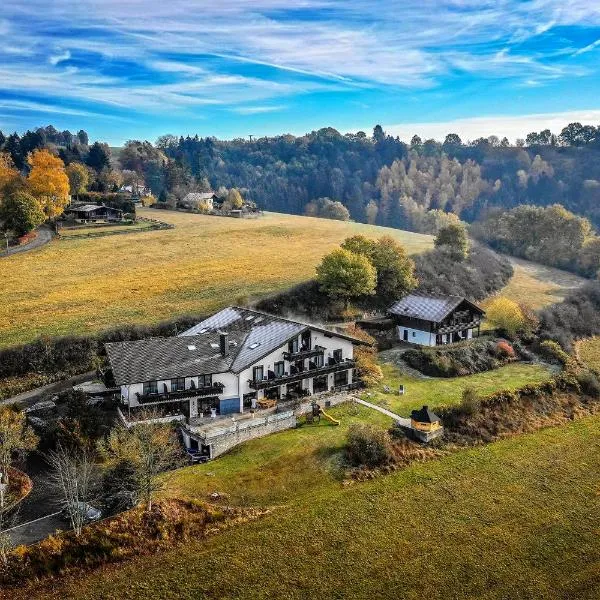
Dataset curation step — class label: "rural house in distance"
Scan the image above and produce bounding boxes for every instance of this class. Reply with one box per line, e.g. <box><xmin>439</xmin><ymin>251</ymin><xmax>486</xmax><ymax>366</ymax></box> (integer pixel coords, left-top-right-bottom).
<box><xmin>105</xmin><ymin>307</ymin><xmax>364</xmax><ymax>427</ymax></box>
<box><xmin>388</xmin><ymin>293</ymin><xmax>485</xmax><ymax>346</ymax></box>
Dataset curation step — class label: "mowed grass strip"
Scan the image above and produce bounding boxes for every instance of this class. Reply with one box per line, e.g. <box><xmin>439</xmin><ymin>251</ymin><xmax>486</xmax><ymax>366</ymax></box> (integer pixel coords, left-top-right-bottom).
<box><xmin>0</xmin><ymin>210</ymin><xmax>432</xmax><ymax>347</ymax></box>
<box><xmin>19</xmin><ymin>407</ymin><xmax>600</xmax><ymax>600</ymax></box>
<box><xmin>366</xmin><ymin>361</ymin><xmax>554</xmax><ymax>415</ymax></box>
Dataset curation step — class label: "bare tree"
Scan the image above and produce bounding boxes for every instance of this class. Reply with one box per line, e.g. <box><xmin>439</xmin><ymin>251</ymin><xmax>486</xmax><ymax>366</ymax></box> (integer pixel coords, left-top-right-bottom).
<box><xmin>100</xmin><ymin>412</ymin><xmax>182</xmax><ymax>511</ymax></box>
<box><xmin>47</xmin><ymin>445</ymin><xmax>99</xmax><ymax>536</ymax></box>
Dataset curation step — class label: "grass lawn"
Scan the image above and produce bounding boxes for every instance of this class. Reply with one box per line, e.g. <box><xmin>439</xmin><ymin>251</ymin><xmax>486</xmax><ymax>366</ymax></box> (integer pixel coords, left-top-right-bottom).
<box><xmin>0</xmin><ymin>210</ymin><xmax>432</xmax><ymax>348</ymax></box>
<box><xmin>365</xmin><ymin>360</ymin><xmax>554</xmax><ymax>415</ymax></box>
<box><xmin>21</xmin><ymin>404</ymin><xmax>600</xmax><ymax>600</ymax></box>
<box><xmin>578</xmin><ymin>337</ymin><xmax>600</xmax><ymax>370</ymax></box>
<box><xmin>492</xmin><ymin>255</ymin><xmax>586</xmax><ymax>309</ymax></box>
<box><xmin>58</xmin><ymin>221</ymin><xmax>156</xmax><ymax>238</ymax></box>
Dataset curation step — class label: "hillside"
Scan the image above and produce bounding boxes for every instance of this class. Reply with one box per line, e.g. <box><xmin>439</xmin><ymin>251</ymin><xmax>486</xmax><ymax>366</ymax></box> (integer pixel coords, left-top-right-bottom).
<box><xmin>14</xmin><ymin>401</ymin><xmax>599</xmax><ymax>600</ymax></box>
<box><xmin>0</xmin><ymin>210</ymin><xmax>432</xmax><ymax>347</ymax></box>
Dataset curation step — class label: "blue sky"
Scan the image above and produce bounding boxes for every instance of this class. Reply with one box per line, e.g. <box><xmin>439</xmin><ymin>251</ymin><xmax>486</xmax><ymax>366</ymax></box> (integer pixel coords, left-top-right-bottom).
<box><xmin>2</xmin><ymin>1</ymin><xmax>600</xmax><ymax>145</ymax></box>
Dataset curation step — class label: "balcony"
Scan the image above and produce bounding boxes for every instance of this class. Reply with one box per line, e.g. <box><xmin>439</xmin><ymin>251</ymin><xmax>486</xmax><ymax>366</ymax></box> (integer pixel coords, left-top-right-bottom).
<box><xmin>248</xmin><ymin>359</ymin><xmax>355</xmax><ymax>390</ymax></box>
<box><xmin>283</xmin><ymin>345</ymin><xmax>325</xmax><ymax>362</ymax></box>
<box><xmin>136</xmin><ymin>382</ymin><xmax>225</xmax><ymax>404</ymax></box>
<box><xmin>435</xmin><ymin>319</ymin><xmax>481</xmax><ymax>335</ymax></box>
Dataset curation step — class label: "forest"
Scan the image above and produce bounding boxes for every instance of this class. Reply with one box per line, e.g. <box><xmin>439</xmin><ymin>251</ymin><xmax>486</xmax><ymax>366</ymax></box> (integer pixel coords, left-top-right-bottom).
<box><xmin>2</xmin><ymin>122</ymin><xmax>600</xmax><ymax>234</ymax></box>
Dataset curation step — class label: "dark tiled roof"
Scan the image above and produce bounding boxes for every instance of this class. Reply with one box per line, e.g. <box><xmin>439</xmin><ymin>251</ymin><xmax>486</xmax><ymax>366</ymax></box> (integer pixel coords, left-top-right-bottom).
<box><xmin>105</xmin><ymin>333</ymin><xmax>245</xmax><ymax>386</ymax></box>
<box><xmin>69</xmin><ymin>204</ymin><xmax>122</xmax><ymax>213</ymax></box>
<box><xmin>411</xmin><ymin>405</ymin><xmax>441</xmax><ymax>424</ymax></box>
<box><xmin>181</xmin><ymin>306</ymin><xmax>367</xmax><ymax>373</ymax></box>
<box><xmin>107</xmin><ymin>306</ymin><xmax>368</xmax><ymax>385</ymax></box>
<box><xmin>388</xmin><ymin>293</ymin><xmax>482</xmax><ymax>322</ymax></box>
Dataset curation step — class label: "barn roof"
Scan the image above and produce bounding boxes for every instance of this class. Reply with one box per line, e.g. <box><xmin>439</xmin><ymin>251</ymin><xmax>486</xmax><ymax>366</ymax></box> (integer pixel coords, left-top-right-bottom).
<box><xmin>388</xmin><ymin>293</ymin><xmax>483</xmax><ymax>323</ymax></box>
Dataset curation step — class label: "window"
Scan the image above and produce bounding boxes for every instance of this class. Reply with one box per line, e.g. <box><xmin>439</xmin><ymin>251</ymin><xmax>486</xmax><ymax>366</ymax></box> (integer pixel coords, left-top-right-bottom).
<box><xmin>315</xmin><ymin>353</ymin><xmax>324</xmax><ymax>368</ymax></box>
<box><xmin>334</xmin><ymin>370</ymin><xmax>348</xmax><ymax>387</ymax></box>
<box><xmin>171</xmin><ymin>377</ymin><xmax>185</xmax><ymax>392</ymax></box>
<box><xmin>288</xmin><ymin>338</ymin><xmax>299</xmax><ymax>353</ymax></box>
<box><xmin>274</xmin><ymin>361</ymin><xmax>285</xmax><ymax>377</ymax></box>
<box><xmin>143</xmin><ymin>381</ymin><xmax>158</xmax><ymax>395</ymax></box>
<box><xmin>198</xmin><ymin>374</ymin><xmax>212</xmax><ymax>388</ymax></box>
<box><xmin>333</xmin><ymin>349</ymin><xmax>343</xmax><ymax>362</ymax></box>
<box><xmin>412</xmin><ymin>332</ymin><xmax>416</xmax><ymax>337</ymax></box>
<box><xmin>253</xmin><ymin>366</ymin><xmax>264</xmax><ymax>382</ymax></box>
<box><xmin>249</xmin><ymin>342</ymin><xmax>261</xmax><ymax>350</ymax></box>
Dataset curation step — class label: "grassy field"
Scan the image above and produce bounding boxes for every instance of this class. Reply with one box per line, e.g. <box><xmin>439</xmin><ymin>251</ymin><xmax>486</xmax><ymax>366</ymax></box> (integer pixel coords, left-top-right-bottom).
<box><xmin>0</xmin><ymin>210</ymin><xmax>432</xmax><ymax>348</ymax></box>
<box><xmin>58</xmin><ymin>221</ymin><xmax>156</xmax><ymax>238</ymax></box>
<box><xmin>19</xmin><ymin>402</ymin><xmax>600</xmax><ymax>599</ymax></box>
<box><xmin>493</xmin><ymin>255</ymin><xmax>586</xmax><ymax>309</ymax></box>
<box><xmin>363</xmin><ymin>359</ymin><xmax>553</xmax><ymax>415</ymax></box>
<box><xmin>578</xmin><ymin>337</ymin><xmax>600</xmax><ymax>370</ymax></box>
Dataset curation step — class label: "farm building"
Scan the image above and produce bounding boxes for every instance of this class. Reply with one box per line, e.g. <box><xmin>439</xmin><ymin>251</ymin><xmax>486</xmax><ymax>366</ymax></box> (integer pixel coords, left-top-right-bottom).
<box><xmin>179</xmin><ymin>192</ymin><xmax>219</xmax><ymax>211</ymax></box>
<box><xmin>105</xmin><ymin>307</ymin><xmax>366</xmax><ymax>428</ymax></box>
<box><xmin>388</xmin><ymin>293</ymin><xmax>484</xmax><ymax>346</ymax></box>
<box><xmin>65</xmin><ymin>203</ymin><xmax>124</xmax><ymax>223</ymax></box>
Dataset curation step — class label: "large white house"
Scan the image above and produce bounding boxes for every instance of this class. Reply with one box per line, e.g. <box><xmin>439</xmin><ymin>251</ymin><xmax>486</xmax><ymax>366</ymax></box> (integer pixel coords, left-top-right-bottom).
<box><xmin>388</xmin><ymin>293</ymin><xmax>485</xmax><ymax>347</ymax></box>
<box><xmin>105</xmin><ymin>307</ymin><xmax>364</xmax><ymax>424</ymax></box>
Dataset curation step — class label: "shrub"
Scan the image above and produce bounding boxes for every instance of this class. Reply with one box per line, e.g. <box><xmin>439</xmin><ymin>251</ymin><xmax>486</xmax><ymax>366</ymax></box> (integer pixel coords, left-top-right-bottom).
<box><xmin>539</xmin><ymin>340</ymin><xmax>571</xmax><ymax>366</ymax></box>
<box><xmin>345</xmin><ymin>424</ymin><xmax>392</xmax><ymax>468</ymax></box>
<box><xmin>460</xmin><ymin>387</ymin><xmax>480</xmax><ymax>416</ymax></box>
<box><xmin>485</xmin><ymin>297</ymin><xmax>526</xmax><ymax>338</ymax></box>
<box><xmin>576</xmin><ymin>371</ymin><xmax>600</xmax><ymax>398</ymax></box>
<box><xmin>496</xmin><ymin>341</ymin><xmax>515</xmax><ymax>358</ymax></box>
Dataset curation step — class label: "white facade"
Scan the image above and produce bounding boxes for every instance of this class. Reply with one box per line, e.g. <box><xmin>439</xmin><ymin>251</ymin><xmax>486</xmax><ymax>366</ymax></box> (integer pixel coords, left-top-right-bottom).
<box><xmin>397</xmin><ymin>325</ymin><xmax>475</xmax><ymax>347</ymax></box>
<box><xmin>118</xmin><ymin>325</ymin><xmax>357</xmax><ymax>421</ymax></box>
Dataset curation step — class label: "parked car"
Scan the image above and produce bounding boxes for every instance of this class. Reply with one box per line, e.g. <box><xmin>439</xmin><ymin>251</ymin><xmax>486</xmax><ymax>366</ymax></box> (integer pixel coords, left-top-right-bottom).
<box><xmin>62</xmin><ymin>502</ymin><xmax>102</xmax><ymax>523</ymax></box>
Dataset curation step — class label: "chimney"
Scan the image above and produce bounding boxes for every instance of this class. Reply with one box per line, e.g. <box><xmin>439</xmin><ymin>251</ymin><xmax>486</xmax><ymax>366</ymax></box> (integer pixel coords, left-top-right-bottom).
<box><xmin>219</xmin><ymin>331</ymin><xmax>229</xmax><ymax>357</ymax></box>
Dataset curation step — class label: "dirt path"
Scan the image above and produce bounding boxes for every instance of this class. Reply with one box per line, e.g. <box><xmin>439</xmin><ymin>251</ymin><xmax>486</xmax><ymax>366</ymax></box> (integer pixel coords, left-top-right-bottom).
<box><xmin>2</xmin><ymin>225</ymin><xmax>54</xmax><ymax>257</ymax></box>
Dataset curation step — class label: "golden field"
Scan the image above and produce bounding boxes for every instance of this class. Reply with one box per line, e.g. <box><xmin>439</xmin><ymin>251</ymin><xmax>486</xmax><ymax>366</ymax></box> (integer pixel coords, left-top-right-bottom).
<box><xmin>0</xmin><ymin>209</ymin><xmax>433</xmax><ymax>347</ymax></box>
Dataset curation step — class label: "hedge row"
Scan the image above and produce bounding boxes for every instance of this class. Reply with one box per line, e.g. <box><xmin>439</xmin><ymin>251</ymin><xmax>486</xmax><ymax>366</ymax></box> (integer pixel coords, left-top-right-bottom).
<box><xmin>0</xmin><ymin>314</ymin><xmax>206</xmax><ymax>380</ymax></box>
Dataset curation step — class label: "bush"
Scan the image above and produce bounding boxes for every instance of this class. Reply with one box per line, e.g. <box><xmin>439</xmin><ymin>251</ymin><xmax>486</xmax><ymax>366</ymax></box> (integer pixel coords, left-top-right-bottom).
<box><xmin>539</xmin><ymin>340</ymin><xmax>571</xmax><ymax>365</ymax></box>
<box><xmin>576</xmin><ymin>371</ymin><xmax>600</xmax><ymax>398</ymax></box>
<box><xmin>345</xmin><ymin>424</ymin><xmax>392</xmax><ymax>468</ymax></box>
<box><xmin>459</xmin><ymin>387</ymin><xmax>480</xmax><ymax>417</ymax></box>
<box><xmin>403</xmin><ymin>338</ymin><xmax>511</xmax><ymax>377</ymax></box>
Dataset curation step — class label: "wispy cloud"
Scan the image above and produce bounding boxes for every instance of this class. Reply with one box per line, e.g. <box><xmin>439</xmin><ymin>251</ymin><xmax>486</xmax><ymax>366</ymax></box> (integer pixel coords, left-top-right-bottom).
<box><xmin>384</xmin><ymin>110</ymin><xmax>600</xmax><ymax>143</ymax></box>
<box><xmin>230</xmin><ymin>105</ymin><xmax>286</xmax><ymax>115</ymax></box>
<box><xmin>49</xmin><ymin>49</ymin><xmax>71</xmax><ymax>66</ymax></box>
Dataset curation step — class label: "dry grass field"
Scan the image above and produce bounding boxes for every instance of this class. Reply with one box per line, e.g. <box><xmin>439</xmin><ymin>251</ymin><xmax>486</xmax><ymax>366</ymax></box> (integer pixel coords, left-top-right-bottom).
<box><xmin>578</xmin><ymin>337</ymin><xmax>600</xmax><ymax>370</ymax></box>
<box><xmin>494</xmin><ymin>255</ymin><xmax>586</xmax><ymax>309</ymax></box>
<box><xmin>0</xmin><ymin>209</ymin><xmax>433</xmax><ymax>348</ymax></box>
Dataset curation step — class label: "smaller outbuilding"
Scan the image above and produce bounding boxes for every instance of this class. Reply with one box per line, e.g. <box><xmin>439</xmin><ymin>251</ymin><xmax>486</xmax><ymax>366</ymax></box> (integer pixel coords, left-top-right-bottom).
<box><xmin>180</xmin><ymin>192</ymin><xmax>219</xmax><ymax>211</ymax></box>
<box><xmin>388</xmin><ymin>293</ymin><xmax>485</xmax><ymax>346</ymax></box>
<box><xmin>65</xmin><ymin>203</ymin><xmax>124</xmax><ymax>223</ymax></box>
<box><xmin>410</xmin><ymin>405</ymin><xmax>444</xmax><ymax>442</ymax></box>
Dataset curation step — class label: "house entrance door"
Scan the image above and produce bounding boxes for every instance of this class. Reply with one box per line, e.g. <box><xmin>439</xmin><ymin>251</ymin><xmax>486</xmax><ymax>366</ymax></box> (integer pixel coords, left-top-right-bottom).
<box><xmin>403</xmin><ymin>329</ymin><xmax>409</xmax><ymax>341</ymax></box>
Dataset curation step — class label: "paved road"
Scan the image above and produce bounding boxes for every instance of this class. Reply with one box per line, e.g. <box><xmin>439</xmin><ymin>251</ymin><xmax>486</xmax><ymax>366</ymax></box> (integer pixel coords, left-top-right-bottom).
<box><xmin>0</xmin><ymin>370</ymin><xmax>96</xmax><ymax>409</ymax></box>
<box><xmin>353</xmin><ymin>397</ymin><xmax>411</xmax><ymax>427</ymax></box>
<box><xmin>2</xmin><ymin>225</ymin><xmax>54</xmax><ymax>257</ymax></box>
<box><xmin>4</xmin><ymin>512</ymin><xmax>65</xmax><ymax>546</ymax></box>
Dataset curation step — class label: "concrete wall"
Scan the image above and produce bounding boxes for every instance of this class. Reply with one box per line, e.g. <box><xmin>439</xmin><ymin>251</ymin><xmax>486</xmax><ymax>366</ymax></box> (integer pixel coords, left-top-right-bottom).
<box><xmin>181</xmin><ymin>410</ymin><xmax>297</xmax><ymax>458</ymax></box>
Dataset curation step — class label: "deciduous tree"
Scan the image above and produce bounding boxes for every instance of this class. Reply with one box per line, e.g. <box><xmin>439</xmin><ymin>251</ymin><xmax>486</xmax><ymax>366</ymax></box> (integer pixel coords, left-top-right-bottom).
<box><xmin>26</xmin><ymin>149</ymin><xmax>70</xmax><ymax>218</ymax></box>
<box><xmin>0</xmin><ymin>405</ymin><xmax>38</xmax><ymax>487</ymax></box>
<box><xmin>66</xmin><ymin>162</ymin><xmax>89</xmax><ymax>201</ymax></box>
<box><xmin>316</xmin><ymin>248</ymin><xmax>376</xmax><ymax>304</ymax></box>
<box><xmin>485</xmin><ymin>297</ymin><xmax>526</xmax><ymax>338</ymax></box>
<box><xmin>0</xmin><ymin>190</ymin><xmax>45</xmax><ymax>236</ymax></box>
<box><xmin>434</xmin><ymin>222</ymin><xmax>470</xmax><ymax>260</ymax></box>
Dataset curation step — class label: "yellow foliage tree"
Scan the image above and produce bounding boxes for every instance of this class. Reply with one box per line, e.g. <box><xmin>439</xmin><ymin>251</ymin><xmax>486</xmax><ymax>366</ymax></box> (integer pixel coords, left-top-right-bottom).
<box><xmin>0</xmin><ymin>153</ymin><xmax>19</xmax><ymax>194</ymax></box>
<box><xmin>27</xmin><ymin>149</ymin><xmax>70</xmax><ymax>218</ymax></box>
<box><xmin>485</xmin><ymin>297</ymin><xmax>526</xmax><ymax>337</ymax></box>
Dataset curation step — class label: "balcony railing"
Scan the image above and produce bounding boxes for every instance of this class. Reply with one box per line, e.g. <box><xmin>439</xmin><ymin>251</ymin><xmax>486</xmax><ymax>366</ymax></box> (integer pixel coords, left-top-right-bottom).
<box><xmin>136</xmin><ymin>382</ymin><xmax>225</xmax><ymax>404</ymax></box>
<box><xmin>435</xmin><ymin>319</ymin><xmax>481</xmax><ymax>335</ymax></box>
<box><xmin>283</xmin><ymin>345</ymin><xmax>325</xmax><ymax>362</ymax></box>
<box><xmin>248</xmin><ymin>359</ymin><xmax>355</xmax><ymax>390</ymax></box>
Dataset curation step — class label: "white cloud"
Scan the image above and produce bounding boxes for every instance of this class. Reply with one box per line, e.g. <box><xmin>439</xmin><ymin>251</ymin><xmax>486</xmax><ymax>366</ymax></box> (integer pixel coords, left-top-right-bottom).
<box><xmin>49</xmin><ymin>49</ymin><xmax>71</xmax><ymax>65</ymax></box>
<box><xmin>230</xmin><ymin>105</ymin><xmax>286</xmax><ymax>114</ymax></box>
<box><xmin>383</xmin><ymin>110</ymin><xmax>600</xmax><ymax>143</ymax></box>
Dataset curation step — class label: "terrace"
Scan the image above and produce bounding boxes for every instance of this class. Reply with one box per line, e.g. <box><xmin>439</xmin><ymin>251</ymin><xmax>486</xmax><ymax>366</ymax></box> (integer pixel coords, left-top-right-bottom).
<box><xmin>283</xmin><ymin>345</ymin><xmax>325</xmax><ymax>362</ymax></box>
<box><xmin>135</xmin><ymin>382</ymin><xmax>225</xmax><ymax>404</ymax></box>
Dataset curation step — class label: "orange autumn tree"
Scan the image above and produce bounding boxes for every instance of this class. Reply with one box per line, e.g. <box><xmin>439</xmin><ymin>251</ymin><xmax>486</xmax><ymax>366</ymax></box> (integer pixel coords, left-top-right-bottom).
<box><xmin>27</xmin><ymin>149</ymin><xmax>70</xmax><ymax>219</ymax></box>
